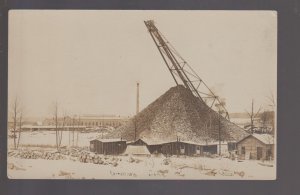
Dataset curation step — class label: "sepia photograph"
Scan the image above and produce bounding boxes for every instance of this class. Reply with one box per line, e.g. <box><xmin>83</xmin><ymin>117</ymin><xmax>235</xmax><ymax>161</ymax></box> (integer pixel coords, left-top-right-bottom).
<box><xmin>7</xmin><ymin>10</ymin><xmax>277</xmax><ymax>180</ymax></box>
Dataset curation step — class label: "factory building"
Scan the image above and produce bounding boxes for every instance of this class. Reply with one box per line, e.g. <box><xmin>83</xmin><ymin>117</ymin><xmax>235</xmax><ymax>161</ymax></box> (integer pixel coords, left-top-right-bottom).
<box><xmin>43</xmin><ymin>115</ymin><xmax>130</xmax><ymax>128</ymax></box>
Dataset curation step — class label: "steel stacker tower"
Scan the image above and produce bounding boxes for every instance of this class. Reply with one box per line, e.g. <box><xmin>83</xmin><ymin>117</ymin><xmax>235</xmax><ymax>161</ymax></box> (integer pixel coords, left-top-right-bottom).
<box><xmin>144</xmin><ymin>20</ymin><xmax>230</xmax><ymax>120</ymax></box>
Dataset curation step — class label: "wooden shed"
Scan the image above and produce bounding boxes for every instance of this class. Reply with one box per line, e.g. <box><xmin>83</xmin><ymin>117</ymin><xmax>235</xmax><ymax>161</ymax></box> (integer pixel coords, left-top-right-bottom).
<box><xmin>90</xmin><ymin>138</ymin><xmax>127</xmax><ymax>155</ymax></box>
<box><xmin>237</xmin><ymin>134</ymin><xmax>274</xmax><ymax>160</ymax></box>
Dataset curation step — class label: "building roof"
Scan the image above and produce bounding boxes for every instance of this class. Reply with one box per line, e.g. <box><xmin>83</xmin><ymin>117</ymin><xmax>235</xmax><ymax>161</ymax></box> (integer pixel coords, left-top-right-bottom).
<box><xmin>135</xmin><ymin>138</ymin><xmax>223</xmax><ymax>146</ymax></box>
<box><xmin>252</xmin><ymin>134</ymin><xmax>274</xmax><ymax>145</ymax></box>
<box><xmin>238</xmin><ymin>133</ymin><xmax>274</xmax><ymax>145</ymax></box>
<box><xmin>123</xmin><ymin>145</ymin><xmax>151</xmax><ymax>155</ymax></box>
<box><xmin>140</xmin><ymin>138</ymin><xmax>175</xmax><ymax>145</ymax></box>
<box><xmin>92</xmin><ymin>138</ymin><xmax>126</xmax><ymax>143</ymax></box>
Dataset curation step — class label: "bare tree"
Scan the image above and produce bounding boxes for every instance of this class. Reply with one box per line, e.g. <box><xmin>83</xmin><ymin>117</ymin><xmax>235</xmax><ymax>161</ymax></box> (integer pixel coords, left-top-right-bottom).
<box><xmin>52</xmin><ymin>102</ymin><xmax>69</xmax><ymax>151</ymax></box>
<box><xmin>266</xmin><ymin>91</ymin><xmax>276</xmax><ymax>134</ymax></box>
<box><xmin>58</xmin><ymin>113</ymin><xmax>67</xmax><ymax>147</ymax></box>
<box><xmin>245</xmin><ymin>99</ymin><xmax>261</xmax><ymax>134</ymax></box>
<box><xmin>260</xmin><ymin>110</ymin><xmax>268</xmax><ymax>132</ymax></box>
<box><xmin>16</xmin><ymin>111</ymin><xmax>23</xmax><ymax>149</ymax></box>
<box><xmin>71</xmin><ymin>116</ymin><xmax>76</xmax><ymax>147</ymax></box>
<box><xmin>53</xmin><ymin>102</ymin><xmax>62</xmax><ymax>151</ymax></box>
<box><xmin>76</xmin><ymin>116</ymin><xmax>80</xmax><ymax>147</ymax></box>
<box><xmin>12</xmin><ymin>98</ymin><xmax>18</xmax><ymax>149</ymax></box>
<box><xmin>267</xmin><ymin>91</ymin><xmax>276</xmax><ymax>109</ymax></box>
<box><xmin>11</xmin><ymin>97</ymin><xmax>24</xmax><ymax>149</ymax></box>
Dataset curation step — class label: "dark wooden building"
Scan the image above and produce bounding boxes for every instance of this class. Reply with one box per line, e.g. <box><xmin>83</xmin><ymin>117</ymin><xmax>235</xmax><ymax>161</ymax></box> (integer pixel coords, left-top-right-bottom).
<box><xmin>237</xmin><ymin>134</ymin><xmax>274</xmax><ymax>160</ymax></box>
<box><xmin>90</xmin><ymin>138</ymin><xmax>127</xmax><ymax>155</ymax></box>
<box><xmin>130</xmin><ymin>139</ymin><xmax>207</xmax><ymax>156</ymax></box>
<box><xmin>202</xmin><ymin>145</ymin><xmax>218</xmax><ymax>154</ymax></box>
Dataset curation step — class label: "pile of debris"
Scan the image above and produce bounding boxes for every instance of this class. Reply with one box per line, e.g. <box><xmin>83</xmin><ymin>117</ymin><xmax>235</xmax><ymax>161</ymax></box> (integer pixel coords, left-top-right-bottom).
<box><xmin>78</xmin><ymin>152</ymin><xmax>120</xmax><ymax>166</ymax></box>
<box><xmin>8</xmin><ymin>149</ymin><xmax>67</xmax><ymax>160</ymax></box>
<box><xmin>112</xmin><ymin>85</ymin><xmax>248</xmax><ymax>143</ymax></box>
<box><xmin>59</xmin><ymin>148</ymin><xmax>85</xmax><ymax>158</ymax></box>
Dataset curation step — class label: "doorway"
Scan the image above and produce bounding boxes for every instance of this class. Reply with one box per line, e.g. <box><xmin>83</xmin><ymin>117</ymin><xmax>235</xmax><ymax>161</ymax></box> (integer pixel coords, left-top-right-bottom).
<box><xmin>257</xmin><ymin>147</ymin><xmax>263</xmax><ymax>160</ymax></box>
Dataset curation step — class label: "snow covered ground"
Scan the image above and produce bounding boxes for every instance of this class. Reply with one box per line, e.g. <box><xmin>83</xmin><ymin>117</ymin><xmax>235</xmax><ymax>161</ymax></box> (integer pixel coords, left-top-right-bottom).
<box><xmin>7</xmin><ymin>130</ymin><xmax>276</xmax><ymax>180</ymax></box>
<box><xmin>7</xmin><ymin>153</ymin><xmax>275</xmax><ymax>180</ymax></box>
<box><xmin>8</xmin><ymin>130</ymin><xmax>105</xmax><ymax>148</ymax></box>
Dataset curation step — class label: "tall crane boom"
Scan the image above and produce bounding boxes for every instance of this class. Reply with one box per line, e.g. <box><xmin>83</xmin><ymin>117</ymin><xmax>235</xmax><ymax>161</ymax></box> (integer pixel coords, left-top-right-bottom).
<box><xmin>144</xmin><ymin>20</ymin><xmax>230</xmax><ymax>120</ymax></box>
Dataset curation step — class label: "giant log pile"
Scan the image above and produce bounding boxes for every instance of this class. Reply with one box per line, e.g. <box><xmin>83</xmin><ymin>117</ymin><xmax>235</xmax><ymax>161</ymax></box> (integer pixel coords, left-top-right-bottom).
<box><xmin>112</xmin><ymin>85</ymin><xmax>249</xmax><ymax>143</ymax></box>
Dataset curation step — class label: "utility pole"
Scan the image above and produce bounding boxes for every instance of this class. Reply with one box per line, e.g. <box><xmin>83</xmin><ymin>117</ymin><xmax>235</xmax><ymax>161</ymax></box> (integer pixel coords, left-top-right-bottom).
<box><xmin>136</xmin><ymin>82</ymin><xmax>140</xmax><ymax>114</ymax></box>
<box><xmin>68</xmin><ymin>121</ymin><xmax>70</xmax><ymax>146</ymax></box>
<box><xmin>218</xmin><ymin>109</ymin><xmax>221</xmax><ymax>156</ymax></box>
<box><xmin>251</xmin><ymin>100</ymin><xmax>254</xmax><ymax>134</ymax></box>
<box><xmin>134</xmin><ymin>82</ymin><xmax>139</xmax><ymax>141</ymax></box>
<box><xmin>134</xmin><ymin>117</ymin><xmax>137</xmax><ymax>141</ymax></box>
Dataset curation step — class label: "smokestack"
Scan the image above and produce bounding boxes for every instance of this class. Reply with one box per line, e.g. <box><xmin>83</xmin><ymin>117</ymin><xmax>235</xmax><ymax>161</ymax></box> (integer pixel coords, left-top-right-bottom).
<box><xmin>136</xmin><ymin>82</ymin><xmax>140</xmax><ymax>114</ymax></box>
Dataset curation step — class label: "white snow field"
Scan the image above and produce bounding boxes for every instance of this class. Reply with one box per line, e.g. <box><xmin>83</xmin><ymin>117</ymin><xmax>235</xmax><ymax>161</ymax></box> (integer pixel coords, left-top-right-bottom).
<box><xmin>7</xmin><ymin>131</ymin><xmax>276</xmax><ymax>180</ymax></box>
<box><xmin>8</xmin><ymin>130</ymin><xmax>106</xmax><ymax>148</ymax></box>
<box><xmin>8</xmin><ymin>152</ymin><xmax>275</xmax><ymax>180</ymax></box>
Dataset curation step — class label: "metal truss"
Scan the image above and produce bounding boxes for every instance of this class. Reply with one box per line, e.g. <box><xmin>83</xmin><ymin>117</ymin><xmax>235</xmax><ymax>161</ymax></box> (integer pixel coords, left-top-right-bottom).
<box><xmin>144</xmin><ymin>20</ymin><xmax>230</xmax><ymax>120</ymax></box>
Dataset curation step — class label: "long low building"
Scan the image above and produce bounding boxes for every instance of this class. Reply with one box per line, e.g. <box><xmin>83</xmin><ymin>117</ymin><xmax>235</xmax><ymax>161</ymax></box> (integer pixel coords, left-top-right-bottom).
<box><xmin>127</xmin><ymin>138</ymin><xmax>225</xmax><ymax>156</ymax></box>
<box><xmin>43</xmin><ymin>115</ymin><xmax>130</xmax><ymax>128</ymax></box>
<box><xmin>89</xmin><ymin>137</ymin><xmax>237</xmax><ymax>156</ymax></box>
<box><xmin>21</xmin><ymin>125</ymin><xmax>86</xmax><ymax>131</ymax></box>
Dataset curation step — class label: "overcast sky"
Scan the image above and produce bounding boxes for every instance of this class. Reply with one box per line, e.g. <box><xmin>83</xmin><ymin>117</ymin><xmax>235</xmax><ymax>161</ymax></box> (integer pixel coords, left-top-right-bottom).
<box><xmin>8</xmin><ymin>10</ymin><xmax>277</xmax><ymax>118</ymax></box>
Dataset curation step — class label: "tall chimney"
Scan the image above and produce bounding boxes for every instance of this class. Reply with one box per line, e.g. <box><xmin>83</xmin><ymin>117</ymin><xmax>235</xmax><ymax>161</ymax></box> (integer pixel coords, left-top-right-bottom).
<box><xmin>136</xmin><ymin>82</ymin><xmax>139</xmax><ymax>114</ymax></box>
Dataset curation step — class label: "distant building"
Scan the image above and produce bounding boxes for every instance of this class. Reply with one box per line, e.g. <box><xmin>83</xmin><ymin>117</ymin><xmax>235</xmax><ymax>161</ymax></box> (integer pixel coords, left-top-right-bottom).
<box><xmin>237</xmin><ymin>134</ymin><xmax>274</xmax><ymax>160</ymax></box>
<box><xmin>43</xmin><ymin>115</ymin><xmax>130</xmax><ymax>128</ymax></box>
<box><xmin>21</xmin><ymin>125</ymin><xmax>86</xmax><ymax>131</ymax></box>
